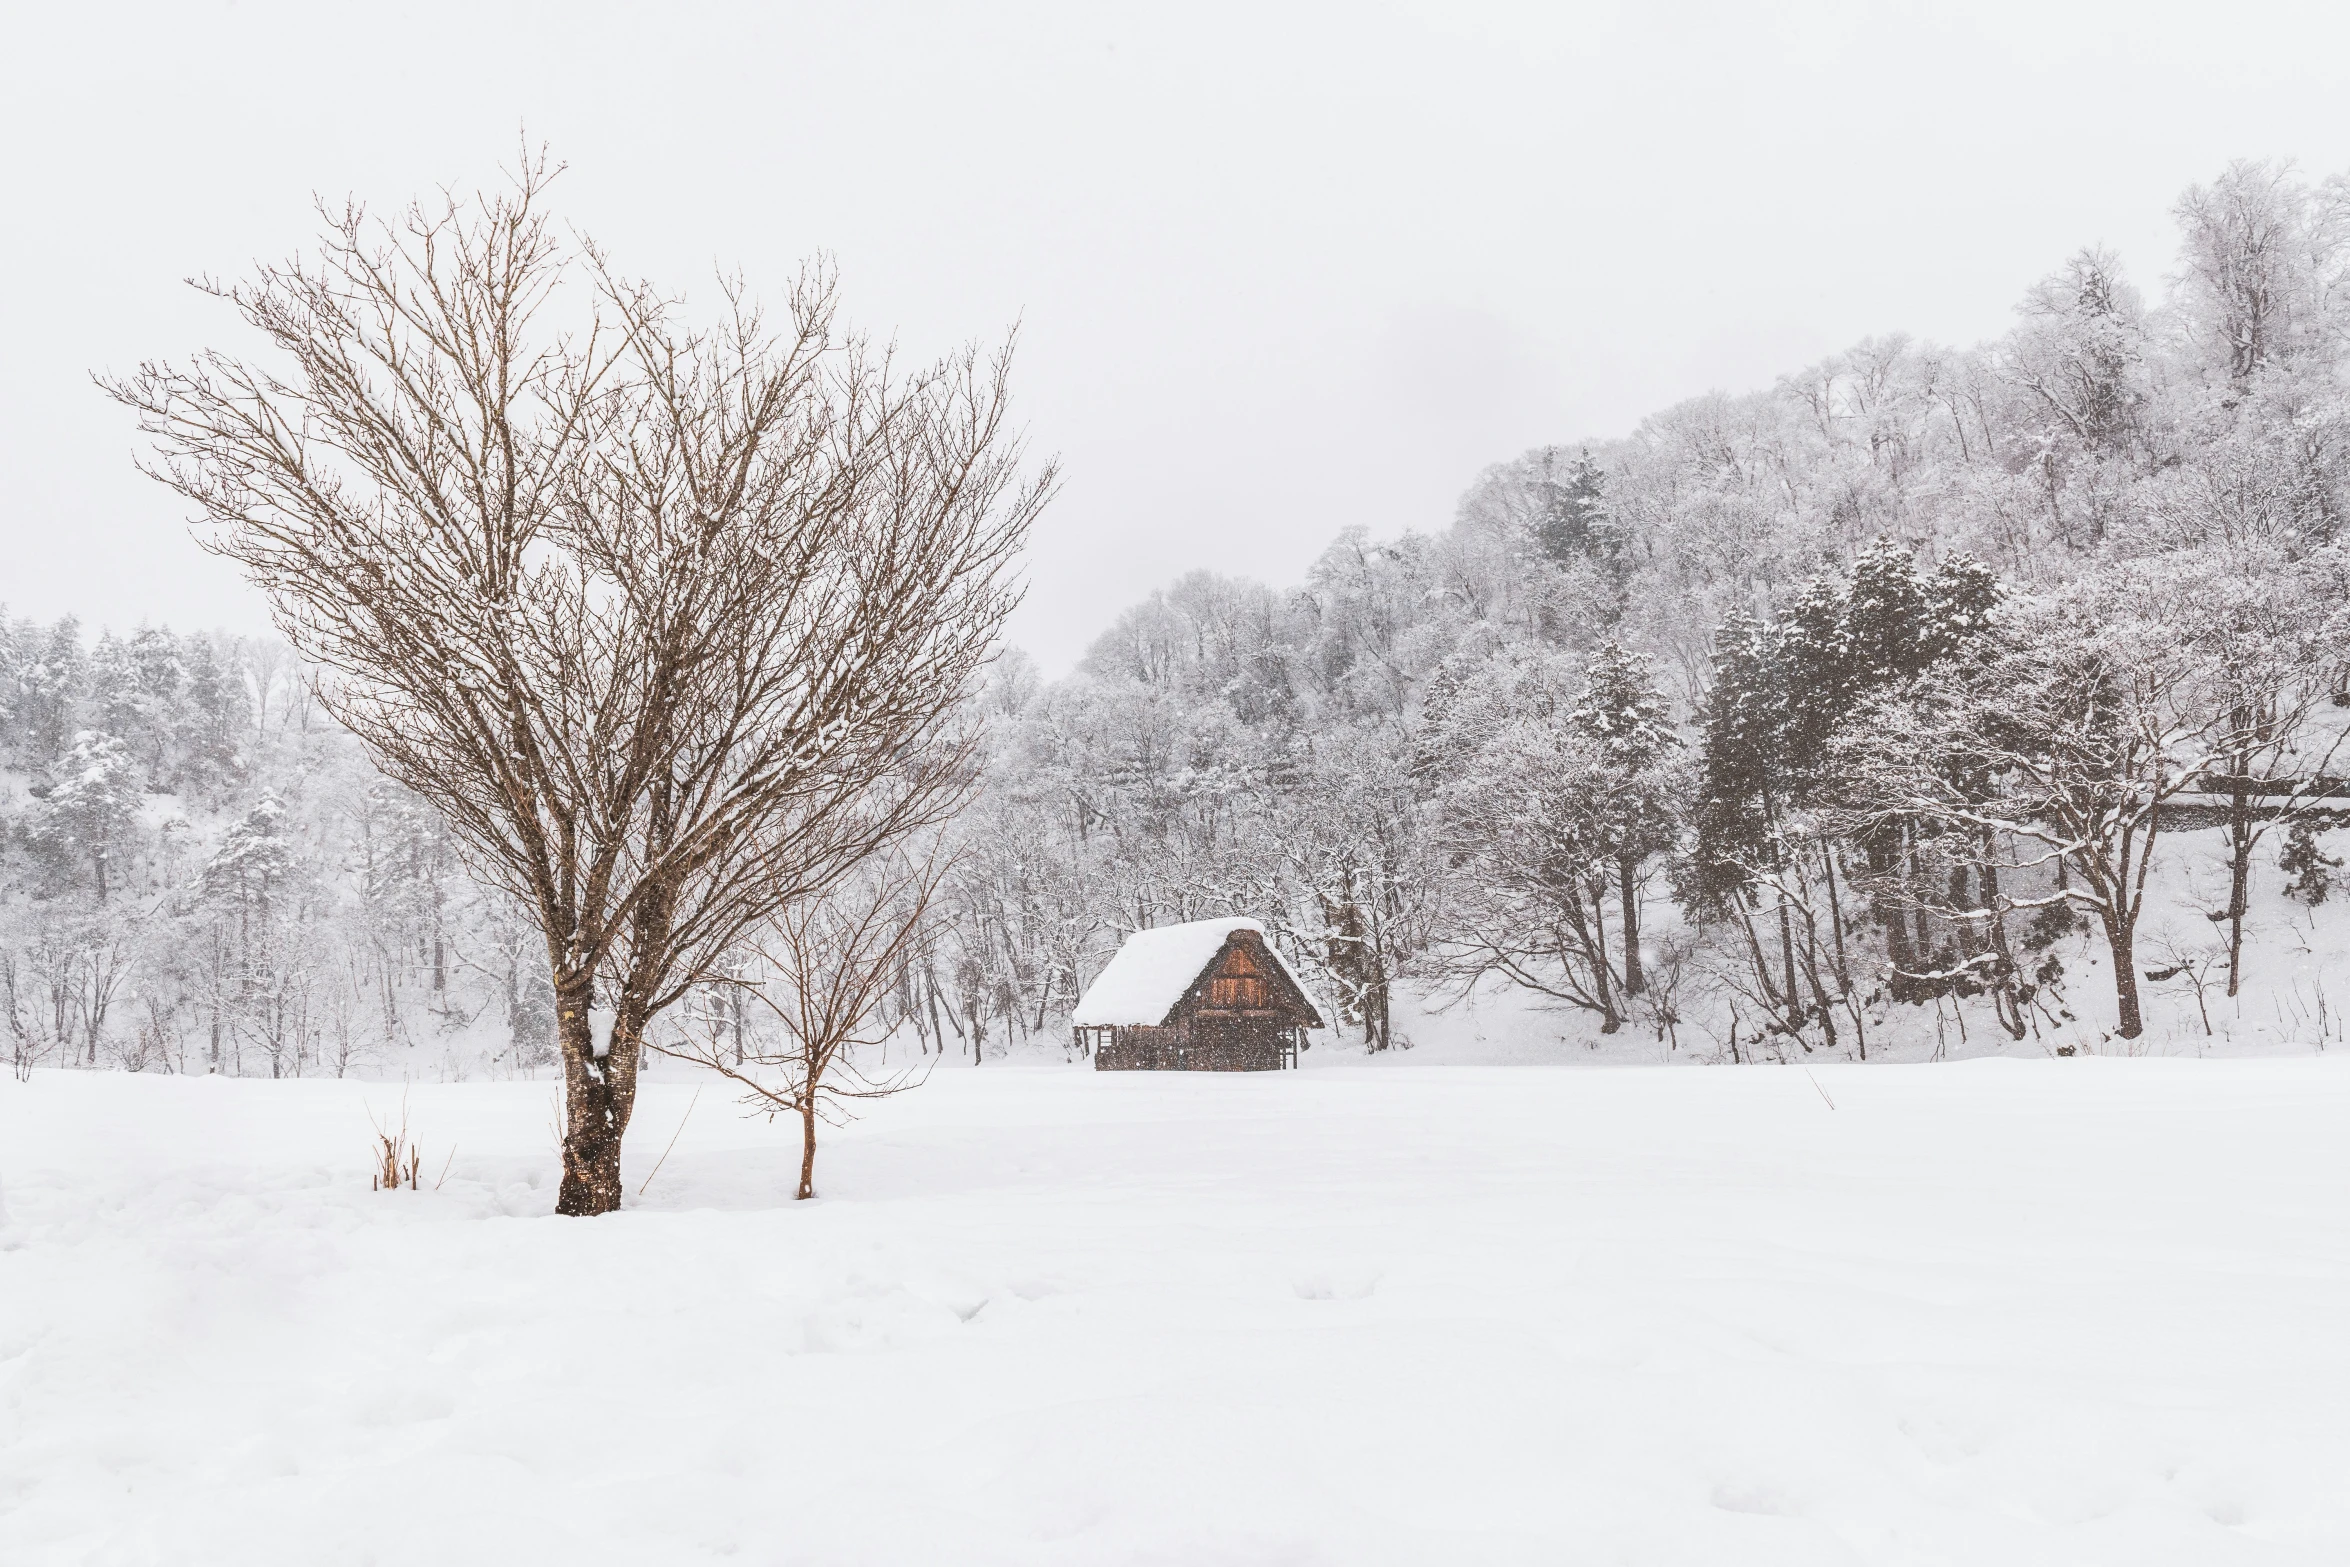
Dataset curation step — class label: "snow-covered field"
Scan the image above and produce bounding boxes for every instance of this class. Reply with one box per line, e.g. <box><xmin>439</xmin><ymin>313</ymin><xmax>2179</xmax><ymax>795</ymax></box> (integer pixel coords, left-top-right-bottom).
<box><xmin>4</xmin><ymin>1057</ymin><xmax>2346</xmax><ymax>1564</ymax></box>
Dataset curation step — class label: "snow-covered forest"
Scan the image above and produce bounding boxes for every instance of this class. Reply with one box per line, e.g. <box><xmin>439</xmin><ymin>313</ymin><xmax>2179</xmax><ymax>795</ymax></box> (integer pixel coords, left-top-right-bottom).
<box><xmin>0</xmin><ymin>620</ymin><xmax>551</xmax><ymax>1081</ymax></box>
<box><xmin>12</xmin><ymin>159</ymin><xmax>2350</xmax><ymax>1079</ymax></box>
<box><xmin>935</xmin><ymin>159</ymin><xmax>2350</xmax><ymax>1063</ymax></box>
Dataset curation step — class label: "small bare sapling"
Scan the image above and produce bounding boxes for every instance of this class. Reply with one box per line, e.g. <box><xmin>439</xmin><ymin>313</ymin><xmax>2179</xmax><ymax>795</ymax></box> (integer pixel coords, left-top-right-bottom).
<box><xmin>656</xmin><ymin>854</ymin><xmax>941</xmax><ymax>1200</ymax></box>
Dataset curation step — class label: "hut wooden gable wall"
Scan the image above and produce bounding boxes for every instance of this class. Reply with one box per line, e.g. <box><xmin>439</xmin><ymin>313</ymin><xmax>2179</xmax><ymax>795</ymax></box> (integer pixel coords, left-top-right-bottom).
<box><xmin>1081</xmin><ymin>929</ymin><xmax>1320</xmax><ymax>1072</ymax></box>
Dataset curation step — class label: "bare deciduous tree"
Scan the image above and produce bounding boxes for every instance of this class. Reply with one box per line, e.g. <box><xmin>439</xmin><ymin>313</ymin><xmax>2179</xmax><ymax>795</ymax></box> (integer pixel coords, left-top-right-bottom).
<box><xmin>1853</xmin><ymin>596</ymin><xmax>2221</xmax><ymax>1040</ymax></box>
<box><xmin>1436</xmin><ymin>721</ymin><xmax>1635</xmax><ymax>1034</ymax></box>
<box><xmin>658</xmin><ymin>855</ymin><xmax>940</xmax><ymax>1200</ymax></box>
<box><xmin>2171</xmin><ymin>564</ymin><xmax>2349</xmax><ymax>996</ymax></box>
<box><xmin>105</xmin><ymin>153</ymin><xmax>1049</xmax><ymax>1212</ymax></box>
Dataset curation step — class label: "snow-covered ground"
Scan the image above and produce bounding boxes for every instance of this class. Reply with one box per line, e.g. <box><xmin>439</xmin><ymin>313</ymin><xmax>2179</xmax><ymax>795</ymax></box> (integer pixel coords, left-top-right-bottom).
<box><xmin>3</xmin><ymin>1057</ymin><xmax>2346</xmax><ymax>1564</ymax></box>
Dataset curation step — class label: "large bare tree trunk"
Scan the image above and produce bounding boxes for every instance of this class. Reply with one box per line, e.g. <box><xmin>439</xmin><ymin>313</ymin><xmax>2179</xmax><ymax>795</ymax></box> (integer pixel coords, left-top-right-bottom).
<box><xmin>555</xmin><ymin>983</ymin><xmax>645</xmax><ymax>1216</ymax></box>
<box><xmin>2099</xmin><ymin>913</ymin><xmax>2145</xmax><ymax>1040</ymax></box>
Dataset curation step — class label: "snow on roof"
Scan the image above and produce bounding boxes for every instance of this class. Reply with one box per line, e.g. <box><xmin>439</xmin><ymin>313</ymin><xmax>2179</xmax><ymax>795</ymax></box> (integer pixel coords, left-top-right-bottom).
<box><xmin>1072</xmin><ymin>917</ymin><xmax>1297</xmax><ymax>1028</ymax></box>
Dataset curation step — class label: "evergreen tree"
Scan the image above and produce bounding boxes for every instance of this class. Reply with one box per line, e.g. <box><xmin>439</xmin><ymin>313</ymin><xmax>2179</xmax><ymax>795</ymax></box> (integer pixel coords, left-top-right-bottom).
<box><xmin>1531</xmin><ymin>449</ymin><xmax>1613</xmax><ymax>565</ymax></box>
<box><xmin>206</xmin><ymin>793</ymin><xmax>295</xmax><ymax>909</ymax></box>
<box><xmin>30</xmin><ymin>730</ymin><xmax>140</xmax><ymax>902</ymax></box>
<box><xmin>1691</xmin><ymin>610</ymin><xmax>1837</xmax><ymax>1042</ymax></box>
<box><xmin>2280</xmin><ymin>814</ymin><xmax>2343</xmax><ymax>906</ymax></box>
<box><xmin>1920</xmin><ymin>555</ymin><xmax>2001</xmax><ymax>662</ymax></box>
<box><xmin>177</xmin><ymin>638</ymin><xmax>246</xmax><ymax>795</ymax></box>
<box><xmin>1570</xmin><ymin>642</ymin><xmax>1682</xmax><ymax>995</ymax></box>
<box><xmin>1775</xmin><ymin>574</ymin><xmax>1853</xmax><ymax>795</ymax></box>
<box><xmin>89</xmin><ymin>632</ymin><xmax>144</xmax><ymax>746</ymax></box>
<box><xmin>1845</xmin><ymin>537</ymin><xmax>1929</xmax><ymax>685</ymax></box>
<box><xmin>1690</xmin><ymin>612</ymin><xmax>1784</xmax><ymax>914</ymax></box>
<box><xmin>119</xmin><ymin>626</ymin><xmax>187</xmax><ymax>777</ymax></box>
<box><xmin>20</xmin><ymin>618</ymin><xmax>87</xmax><ymax>766</ymax></box>
<box><xmin>1571</xmin><ymin>643</ymin><xmax>1677</xmax><ymax>771</ymax></box>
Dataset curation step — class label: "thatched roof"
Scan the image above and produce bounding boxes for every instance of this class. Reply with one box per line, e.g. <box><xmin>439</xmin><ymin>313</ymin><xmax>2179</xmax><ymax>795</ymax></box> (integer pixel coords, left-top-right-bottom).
<box><xmin>1072</xmin><ymin>918</ymin><xmax>1320</xmax><ymax>1028</ymax></box>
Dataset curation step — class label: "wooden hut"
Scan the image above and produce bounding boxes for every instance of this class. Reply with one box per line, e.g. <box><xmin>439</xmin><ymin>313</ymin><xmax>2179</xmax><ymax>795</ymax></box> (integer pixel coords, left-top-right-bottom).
<box><xmin>1073</xmin><ymin>918</ymin><xmax>1323</xmax><ymax>1071</ymax></box>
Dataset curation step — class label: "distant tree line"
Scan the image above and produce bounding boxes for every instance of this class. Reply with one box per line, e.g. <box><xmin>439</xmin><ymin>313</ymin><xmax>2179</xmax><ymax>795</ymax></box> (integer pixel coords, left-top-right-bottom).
<box><xmin>911</xmin><ymin>160</ymin><xmax>2350</xmax><ymax>1059</ymax></box>
<box><xmin>0</xmin><ymin>617</ymin><xmax>556</xmax><ymax>1082</ymax></box>
<box><xmin>21</xmin><ymin>159</ymin><xmax>2350</xmax><ymax>1078</ymax></box>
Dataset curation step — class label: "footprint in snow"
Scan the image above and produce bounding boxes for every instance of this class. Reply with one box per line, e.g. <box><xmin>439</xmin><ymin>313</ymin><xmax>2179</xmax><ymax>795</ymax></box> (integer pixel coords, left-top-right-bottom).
<box><xmin>1291</xmin><ymin>1266</ymin><xmax>1381</xmax><ymax>1301</ymax></box>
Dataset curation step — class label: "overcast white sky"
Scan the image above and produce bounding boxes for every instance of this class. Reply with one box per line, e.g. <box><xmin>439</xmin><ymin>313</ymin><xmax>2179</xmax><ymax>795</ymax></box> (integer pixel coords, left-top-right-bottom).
<box><xmin>9</xmin><ymin>0</ymin><xmax>2350</xmax><ymax>671</ymax></box>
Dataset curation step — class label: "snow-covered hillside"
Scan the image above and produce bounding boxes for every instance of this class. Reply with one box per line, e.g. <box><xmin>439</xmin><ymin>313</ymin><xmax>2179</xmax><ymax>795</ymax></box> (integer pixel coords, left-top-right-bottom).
<box><xmin>4</xmin><ymin>1058</ymin><xmax>2345</xmax><ymax>1563</ymax></box>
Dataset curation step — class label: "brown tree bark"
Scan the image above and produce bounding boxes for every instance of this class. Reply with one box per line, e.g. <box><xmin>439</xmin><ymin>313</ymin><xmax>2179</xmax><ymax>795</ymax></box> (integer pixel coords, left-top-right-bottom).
<box><xmin>1777</xmin><ymin>900</ymin><xmax>1802</xmax><ymax>1033</ymax></box>
<box><xmin>1617</xmin><ymin>853</ymin><xmax>1643</xmax><ymax>997</ymax></box>
<box><xmin>1976</xmin><ymin>834</ymin><xmax>2029</xmax><ymax>1042</ymax></box>
<box><xmin>1364</xmin><ymin>972</ymin><xmax>1391</xmax><ymax>1052</ymax></box>
<box><xmin>2100</xmin><ymin>912</ymin><xmax>2145</xmax><ymax>1040</ymax></box>
<box><xmin>2225</xmin><ymin>775</ymin><xmax>2253</xmax><ymax>997</ymax></box>
<box><xmin>799</xmin><ymin>1095</ymin><xmax>819</xmax><ymax>1201</ymax></box>
<box><xmin>1820</xmin><ymin>849</ymin><xmax>1860</xmax><ymax>1059</ymax></box>
<box><xmin>555</xmin><ymin>984</ymin><xmax>648</xmax><ymax>1216</ymax></box>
